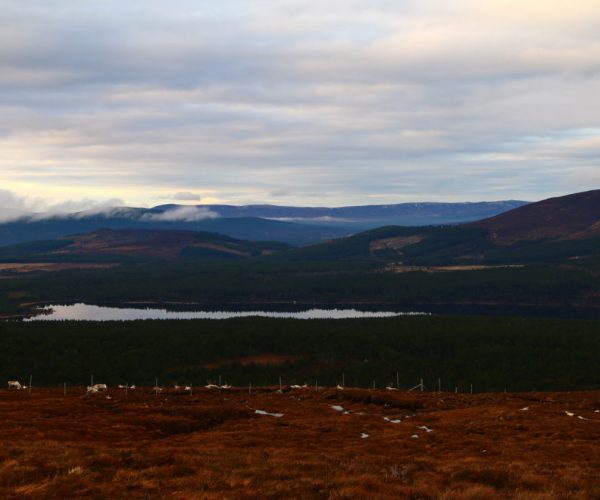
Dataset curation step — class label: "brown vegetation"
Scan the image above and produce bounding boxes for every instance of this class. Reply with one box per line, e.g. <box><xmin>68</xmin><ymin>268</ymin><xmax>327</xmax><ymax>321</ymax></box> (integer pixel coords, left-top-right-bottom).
<box><xmin>382</xmin><ymin>264</ymin><xmax>524</xmax><ymax>273</ymax></box>
<box><xmin>470</xmin><ymin>189</ymin><xmax>600</xmax><ymax>244</ymax></box>
<box><xmin>0</xmin><ymin>263</ymin><xmax>118</xmax><ymax>274</ymax></box>
<box><xmin>369</xmin><ymin>235</ymin><xmax>425</xmax><ymax>253</ymax></box>
<box><xmin>0</xmin><ymin>388</ymin><xmax>598</xmax><ymax>499</ymax></box>
<box><xmin>54</xmin><ymin>229</ymin><xmax>251</xmax><ymax>259</ymax></box>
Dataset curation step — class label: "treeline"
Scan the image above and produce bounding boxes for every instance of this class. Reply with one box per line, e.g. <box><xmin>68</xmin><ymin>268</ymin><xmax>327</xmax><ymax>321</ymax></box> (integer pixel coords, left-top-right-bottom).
<box><xmin>0</xmin><ymin>259</ymin><xmax>598</xmax><ymax>316</ymax></box>
<box><xmin>0</xmin><ymin>315</ymin><xmax>598</xmax><ymax>391</ymax></box>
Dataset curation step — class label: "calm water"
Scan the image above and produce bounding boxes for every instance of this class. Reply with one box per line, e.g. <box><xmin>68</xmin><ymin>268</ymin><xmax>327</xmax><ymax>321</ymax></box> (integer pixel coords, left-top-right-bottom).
<box><xmin>25</xmin><ymin>303</ymin><xmax>429</xmax><ymax>321</ymax></box>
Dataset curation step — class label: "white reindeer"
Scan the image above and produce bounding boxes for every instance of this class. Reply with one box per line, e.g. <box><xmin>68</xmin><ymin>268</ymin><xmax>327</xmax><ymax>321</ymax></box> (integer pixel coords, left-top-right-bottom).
<box><xmin>7</xmin><ymin>381</ymin><xmax>22</xmax><ymax>390</ymax></box>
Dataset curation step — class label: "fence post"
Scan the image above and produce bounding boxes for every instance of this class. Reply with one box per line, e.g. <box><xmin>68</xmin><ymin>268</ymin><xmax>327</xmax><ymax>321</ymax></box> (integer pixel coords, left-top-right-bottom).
<box><xmin>29</xmin><ymin>375</ymin><xmax>32</xmax><ymax>395</ymax></box>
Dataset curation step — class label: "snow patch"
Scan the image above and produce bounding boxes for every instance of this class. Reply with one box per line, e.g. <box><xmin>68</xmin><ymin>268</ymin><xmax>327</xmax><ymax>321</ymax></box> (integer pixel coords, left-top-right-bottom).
<box><xmin>255</xmin><ymin>409</ymin><xmax>284</xmax><ymax>418</ymax></box>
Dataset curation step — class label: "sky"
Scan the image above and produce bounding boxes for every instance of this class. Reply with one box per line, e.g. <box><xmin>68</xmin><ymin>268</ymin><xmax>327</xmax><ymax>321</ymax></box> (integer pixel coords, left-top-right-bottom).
<box><xmin>1</xmin><ymin>0</ymin><xmax>599</xmax><ymax>216</ymax></box>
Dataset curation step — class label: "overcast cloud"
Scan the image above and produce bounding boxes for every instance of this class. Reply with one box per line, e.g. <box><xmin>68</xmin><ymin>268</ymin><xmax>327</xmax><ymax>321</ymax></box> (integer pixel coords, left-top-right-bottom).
<box><xmin>1</xmin><ymin>0</ymin><xmax>599</xmax><ymax>210</ymax></box>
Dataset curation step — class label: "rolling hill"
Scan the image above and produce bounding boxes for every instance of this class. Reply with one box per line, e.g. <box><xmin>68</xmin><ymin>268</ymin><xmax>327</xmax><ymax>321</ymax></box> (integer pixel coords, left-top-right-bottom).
<box><xmin>0</xmin><ymin>228</ymin><xmax>289</xmax><ymax>262</ymax></box>
<box><xmin>287</xmin><ymin>190</ymin><xmax>600</xmax><ymax>265</ymax></box>
<box><xmin>470</xmin><ymin>189</ymin><xmax>600</xmax><ymax>244</ymax></box>
<box><xmin>0</xmin><ymin>214</ymin><xmax>348</xmax><ymax>248</ymax></box>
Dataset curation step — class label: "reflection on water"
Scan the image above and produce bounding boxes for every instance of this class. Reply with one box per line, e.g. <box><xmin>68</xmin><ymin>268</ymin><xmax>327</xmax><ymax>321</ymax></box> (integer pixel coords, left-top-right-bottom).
<box><xmin>25</xmin><ymin>303</ymin><xmax>428</xmax><ymax>321</ymax></box>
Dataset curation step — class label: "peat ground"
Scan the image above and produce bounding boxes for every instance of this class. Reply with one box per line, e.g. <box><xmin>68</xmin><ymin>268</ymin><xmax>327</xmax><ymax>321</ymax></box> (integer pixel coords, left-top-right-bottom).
<box><xmin>0</xmin><ymin>388</ymin><xmax>599</xmax><ymax>499</ymax></box>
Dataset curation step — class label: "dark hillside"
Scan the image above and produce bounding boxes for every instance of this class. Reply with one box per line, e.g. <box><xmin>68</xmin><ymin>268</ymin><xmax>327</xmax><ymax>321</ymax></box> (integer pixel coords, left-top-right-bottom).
<box><xmin>288</xmin><ymin>190</ymin><xmax>600</xmax><ymax>265</ymax></box>
<box><xmin>470</xmin><ymin>189</ymin><xmax>600</xmax><ymax>244</ymax></box>
<box><xmin>0</xmin><ymin>228</ymin><xmax>289</xmax><ymax>262</ymax></box>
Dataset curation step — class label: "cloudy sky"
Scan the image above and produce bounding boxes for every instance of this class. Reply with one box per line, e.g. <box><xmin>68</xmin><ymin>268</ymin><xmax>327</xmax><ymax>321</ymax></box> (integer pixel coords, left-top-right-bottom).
<box><xmin>1</xmin><ymin>0</ymin><xmax>599</xmax><ymax>214</ymax></box>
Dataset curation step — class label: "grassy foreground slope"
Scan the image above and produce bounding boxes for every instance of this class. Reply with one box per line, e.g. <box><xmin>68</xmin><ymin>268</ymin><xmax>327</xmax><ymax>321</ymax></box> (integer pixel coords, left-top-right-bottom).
<box><xmin>0</xmin><ymin>388</ymin><xmax>598</xmax><ymax>498</ymax></box>
<box><xmin>1</xmin><ymin>316</ymin><xmax>598</xmax><ymax>391</ymax></box>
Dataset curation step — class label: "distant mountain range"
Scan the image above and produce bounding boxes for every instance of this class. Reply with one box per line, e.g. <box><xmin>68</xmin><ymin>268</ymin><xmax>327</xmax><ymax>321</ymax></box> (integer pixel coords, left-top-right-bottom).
<box><xmin>1</xmin><ymin>191</ymin><xmax>597</xmax><ymax>266</ymax></box>
<box><xmin>154</xmin><ymin>200</ymin><xmax>527</xmax><ymax>225</ymax></box>
<box><xmin>0</xmin><ymin>200</ymin><xmax>527</xmax><ymax>247</ymax></box>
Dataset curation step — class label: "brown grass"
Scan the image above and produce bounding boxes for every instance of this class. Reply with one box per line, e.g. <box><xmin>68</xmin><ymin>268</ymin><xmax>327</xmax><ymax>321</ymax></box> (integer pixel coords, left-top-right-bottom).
<box><xmin>383</xmin><ymin>264</ymin><xmax>524</xmax><ymax>274</ymax></box>
<box><xmin>0</xmin><ymin>388</ymin><xmax>598</xmax><ymax>499</ymax></box>
<box><xmin>0</xmin><ymin>263</ymin><xmax>118</xmax><ymax>274</ymax></box>
<box><xmin>369</xmin><ymin>235</ymin><xmax>425</xmax><ymax>253</ymax></box>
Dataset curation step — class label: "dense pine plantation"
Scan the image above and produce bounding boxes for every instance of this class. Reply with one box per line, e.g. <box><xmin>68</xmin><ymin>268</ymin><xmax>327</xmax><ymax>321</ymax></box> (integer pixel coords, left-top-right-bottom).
<box><xmin>1</xmin><ymin>315</ymin><xmax>598</xmax><ymax>392</ymax></box>
<box><xmin>0</xmin><ymin>258</ymin><xmax>598</xmax><ymax>316</ymax></box>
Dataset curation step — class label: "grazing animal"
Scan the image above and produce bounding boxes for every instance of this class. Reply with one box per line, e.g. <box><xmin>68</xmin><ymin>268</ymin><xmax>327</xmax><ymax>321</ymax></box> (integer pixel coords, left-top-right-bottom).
<box><xmin>386</xmin><ymin>385</ymin><xmax>399</xmax><ymax>391</ymax></box>
<box><xmin>184</xmin><ymin>386</ymin><xmax>192</xmax><ymax>391</ymax></box>
<box><xmin>91</xmin><ymin>384</ymin><xmax>107</xmax><ymax>391</ymax></box>
<box><xmin>291</xmin><ymin>384</ymin><xmax>308</xmax><ymax>389</ymax></box>
<box><xmin>336</xmin><ymin>384</ymin><xmax>344</xmax><ymax>390</ymax></box>
<box><xmin>205</xmin><ymin>384</ymin><xmax>219</xmax><ymax>389</ymax></box>
<box><xmin>220</xmin><ymin>384</ymin><xmax>232</xmax><ymax>389</ymax></box>
<box><xmin>7</xmin><ymin>381</ymin><xmax>22</xmax><ymax>390</ymax></box>
<box><xmin>118</xmin><ymin>384</ymin><xmax>127</xmax><ymax>389</ymax></box>
<box><xmin>86</xmin><ymin>386</ymin><xmax>99</xmax><ymax>394</ymax></box>
<box><xmin>174</xmin><ymin>384</ymin><xmax>180</xmax><ymax>389</ymax></box>
<box><xmin>129</xmin><ymin>385</ymin><xmax>136</xmax><ymax>390</ymax></box>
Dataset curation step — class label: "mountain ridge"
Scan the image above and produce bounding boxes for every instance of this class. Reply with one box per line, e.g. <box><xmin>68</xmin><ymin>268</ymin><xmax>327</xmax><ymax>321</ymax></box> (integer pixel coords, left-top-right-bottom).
<box><xmin>0</xmin><ymin>200</ymin><xmax>528</xmax><ymax>248</ymax></box>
